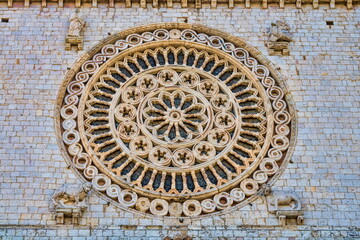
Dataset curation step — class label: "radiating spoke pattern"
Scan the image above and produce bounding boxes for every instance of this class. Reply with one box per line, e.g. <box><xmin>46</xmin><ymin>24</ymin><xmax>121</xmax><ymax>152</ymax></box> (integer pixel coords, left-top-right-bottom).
<box><xmin>144</xmin><ymin>90</ymin><xmax>208</xmax><ymax>143</ymax></box>
<box><xmin>59</xmin><ymin>26</ymin><xmax>294</xmax><ymax>218</ymax></box>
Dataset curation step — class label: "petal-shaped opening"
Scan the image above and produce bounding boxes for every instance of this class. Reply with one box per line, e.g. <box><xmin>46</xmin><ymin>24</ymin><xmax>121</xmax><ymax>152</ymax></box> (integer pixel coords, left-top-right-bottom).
<box><xmin>185</xmin><ymin>113</ymin><xmax>208</xmax><ymax>125</ymax></box>
<box><xmin>158</xmin><ymin>91</ymin><xmax>173</xmax><ymax>109</ymax></box>
<box><xmin>149</xmin><ymin>98</ymin><xmax>168</xmax><ymax>111</ymax></box>
<box><xmin>171</xmin><ymin>90</ymin><xmax>186</xmax><ymax>109</ymax></box>
<box><xmin>144</xmin><ymin>117</ymin><xmax>167</xmax><ymax>130</ymax></box>
<box><xmin>181</xmin><ymin>95</ymin><xmax>197</xmax><ymax>110</ymax></box>
<box><xmin>184</xmin><ymin>103</ymin><xmax>205</xmax><ymax>115</ymax></box>
<box><xmin>143</xmin><ymin>106</ymin><xmax>166</xmax><ymax>118</ymax></box>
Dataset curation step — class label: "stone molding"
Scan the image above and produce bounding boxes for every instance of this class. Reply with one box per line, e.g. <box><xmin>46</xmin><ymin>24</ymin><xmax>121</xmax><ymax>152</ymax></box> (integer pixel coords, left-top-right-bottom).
<box><xmin>55</xmin><ymin>23</ymin><xmax>298</xmax><ymax>219</ymax></box>
<box><xmin>1</xmin><ymin>0</ymin><xmax>357</xmax><ymax>9</ymax></box>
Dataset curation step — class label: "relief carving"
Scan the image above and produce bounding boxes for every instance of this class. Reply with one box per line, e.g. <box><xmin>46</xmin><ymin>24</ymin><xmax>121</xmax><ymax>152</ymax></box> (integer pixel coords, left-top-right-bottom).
<box><xmin>266</xmin><ymin>20</ymin><xmax>293</xmax><ymax>56</ymax></box>
<box><xmin>264</xmin><ymin>185</ymin><xmax>304</xmax><ymax>226</ymax></box>
<box><xmin>65</xmin><ymin>13</ymin><xmax>85</xmax><ymax>51</ymax></box>
<box><xmin>57</xmin><ymin>25</ymin><xmax>297</xmax><ymax>218</ymax></box>
<box><xmin>51</xmin><ymin>183</ymin><xmax>92</xmax><ymax>224</ymax></box>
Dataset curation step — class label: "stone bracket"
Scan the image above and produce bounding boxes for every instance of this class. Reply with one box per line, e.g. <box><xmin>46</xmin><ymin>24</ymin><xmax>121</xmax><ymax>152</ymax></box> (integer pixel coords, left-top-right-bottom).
<box><xmin>4</xmin><ymin>0</ymin><xmax>357</xmax><ymax>8</ymax></box>
<box><xmin>276</xmin><ymin>210</ymin><xmax>304</xmax><ymax>226</ymax></box>
<box><xmin>65</xmin><ymin>36</ymin><xmax>84</xmax><ymax>51</ymax></box>
<box><xmin>55</xmin><ymin>208</ymin><xmax>82</xmax><ymax>225</ymax></box>
<box><xmin>267</xmin><ymin>41</ymin><xmax>290</xmax><ymax>56</ymax></box>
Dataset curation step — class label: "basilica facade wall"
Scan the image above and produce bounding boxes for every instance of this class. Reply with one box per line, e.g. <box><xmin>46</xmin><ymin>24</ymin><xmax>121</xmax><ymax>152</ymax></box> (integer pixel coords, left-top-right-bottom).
<box><xmin>0</xmin><ymin>4</ymin><xmax>359</xmax><ymax>239</ymax></box>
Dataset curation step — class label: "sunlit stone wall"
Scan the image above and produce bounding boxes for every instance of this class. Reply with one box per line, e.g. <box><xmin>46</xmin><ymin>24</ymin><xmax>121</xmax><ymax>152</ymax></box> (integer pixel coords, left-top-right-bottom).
<box><xmin>0</xmin><ymin>5</ymin><xmax>359</xmax><ymax>239</ymax></box>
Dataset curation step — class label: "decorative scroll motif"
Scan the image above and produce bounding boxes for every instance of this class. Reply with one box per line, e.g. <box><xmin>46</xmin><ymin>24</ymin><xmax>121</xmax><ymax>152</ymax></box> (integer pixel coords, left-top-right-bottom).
<box><xmin>57</xmin><ymin>24</ymin><xmax>295</xmax><ymax>218</ymax></box>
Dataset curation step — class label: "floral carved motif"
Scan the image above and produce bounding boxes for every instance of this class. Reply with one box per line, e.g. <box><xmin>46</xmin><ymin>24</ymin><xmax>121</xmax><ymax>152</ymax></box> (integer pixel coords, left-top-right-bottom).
<box><xmin>56</xmin><ymin>24</ymin><xmax>296</xmax><ymax>218</ymax></box>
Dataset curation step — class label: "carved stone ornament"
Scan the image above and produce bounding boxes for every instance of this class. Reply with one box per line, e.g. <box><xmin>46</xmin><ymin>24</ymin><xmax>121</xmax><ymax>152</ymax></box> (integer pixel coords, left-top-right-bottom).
<box><xmin>267</xmin><ymin>20</ymin><xmax>293</xmax><ymax>56</ymax></box>
<box><xmin>51</xmin><ymin>183</ymin><xmax>92</xmax><ymax>224</ymax></box>
<box><xmin>56</xmin><ymin>23</ymin><xmax>297</xmax><ymax>218</ymax></box>
<box><xmin>265</xmin><ymin>186</ymin><xmax>304</xmax><ymax>226</ymax></box>
<box><xmin>65</xmin><ymin>13</ymin><xmax>85</xmax><ymax>51</ymax></box>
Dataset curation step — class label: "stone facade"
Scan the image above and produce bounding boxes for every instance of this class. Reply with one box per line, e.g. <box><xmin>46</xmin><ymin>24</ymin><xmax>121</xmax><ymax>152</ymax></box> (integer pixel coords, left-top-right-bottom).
<box><xmin>0</xmin><ymin>4</ymin><xmax>359</xmax><ymax>239</ymax></box>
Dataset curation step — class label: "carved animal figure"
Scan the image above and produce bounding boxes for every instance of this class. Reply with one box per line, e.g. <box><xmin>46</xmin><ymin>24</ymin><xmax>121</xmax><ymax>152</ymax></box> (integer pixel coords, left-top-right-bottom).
<box><xmin>52</xmin><ymin>183</ymin><xmax>92</xmax><ymax>209</ymax></box>
<box><xmin>268</xmin><ymin>21</ymin><xmax>293</xmax><ymax>42</ymax></box>
<box><xmin>268</xmin><ymin>190</ymin><xmax>301</xmax><ymax>211</ymax></box>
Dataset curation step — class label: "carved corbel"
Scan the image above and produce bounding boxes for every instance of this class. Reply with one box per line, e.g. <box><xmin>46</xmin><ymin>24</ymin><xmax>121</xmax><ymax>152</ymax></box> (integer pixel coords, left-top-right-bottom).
<box><xmin>313</xmin><ymin>0</ymin><xmax>319</xmax><ymax>8</ymax></box>
<box><xmin>228</xmin><ymin>0</ymin><xmax>234</xmax><ymax>8</ymax></box>
<box><xmin>153</xmin><ymin>0</ymin><xmax>158</xmax><ymax>7</ymax></box>
<box><xmin>181</xmin><ymin>0</ymin><xmax>188</xmax><ymax>7</ymax></box>
<box><xmin>264</xmin><ymin>185</ymin><xmax>304</xmax><ymax>226</ymax></box>
<box><xmin>211</xmin><ymin>0</ymin><xmax>217</xmax><ymax>8</ymax></box>
<box><xmin>279</xmin><ymin>0</ymin><xmax>284</xmax><ymax>8</ymax></box>
<box><xmin>65</xmin><ymin>13</ymin><xmax>85</xmax><ymax>51</ymax></box>
<box><xmin>195</xmin><ymin>0</ymin><xmax>201</xmax><ymax>8</ymax></box>
<box><xmin>262</xmin><ymin>0</ymin><xmax>267</xmax><ymax>8</ymax></box>
<box><xmin>330</xmin><ymin>0</ymin><xmax>335</xmax><ymax>8</ymax></box>
<box><xmin>266</xmin><ymin>20</ymin><xmax>293</xmax><ymax>56</ymax></box>
<box><xmin>346</xmin><ymin>0</ymin><xmax>353</xmax><ymax>9</ymax></box>
<box><xmin>51</xmin><ymin>183</ymin><xmax>92</xmax><ymax>224</ymax></box>
<box><xmin>347</xmin><ymin>0</ymin><xmax>353</xmax><ymax>9</ymax></box>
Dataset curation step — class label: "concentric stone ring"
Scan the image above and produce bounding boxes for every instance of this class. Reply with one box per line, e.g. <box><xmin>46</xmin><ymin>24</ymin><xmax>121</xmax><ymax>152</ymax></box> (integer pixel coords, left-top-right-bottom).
<box><xmin>56</xmin><ymin>24</ymin><xmax>296</xmax><ymax>218</ymax></box>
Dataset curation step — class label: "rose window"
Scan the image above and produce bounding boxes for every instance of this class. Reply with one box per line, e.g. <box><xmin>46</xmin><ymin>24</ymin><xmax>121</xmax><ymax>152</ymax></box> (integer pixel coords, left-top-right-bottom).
<box><xmin>57</xmin><ymin>24</ymin><xmax>296</xmax><ymax>218</ymax></box>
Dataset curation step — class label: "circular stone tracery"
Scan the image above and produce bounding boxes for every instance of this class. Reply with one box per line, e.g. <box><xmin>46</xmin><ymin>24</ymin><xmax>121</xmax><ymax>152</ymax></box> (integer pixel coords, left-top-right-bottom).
<box><xmin>138</xmin><ymin>82</ymin><xmax>213</xmax><ymax>147</ymax></box>
<box><xmin>57</xmin><ymin>24</ymin><xmax>296</xmax><ymax>218</ymax></box>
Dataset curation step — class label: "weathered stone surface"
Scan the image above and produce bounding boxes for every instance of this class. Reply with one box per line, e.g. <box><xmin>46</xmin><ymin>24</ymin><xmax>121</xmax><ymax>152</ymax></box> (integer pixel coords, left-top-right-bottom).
<box><xmin>0</xmin><ymin>6</ymin><xmax>359</xmax><ymax>238</ymax></box>
<box><xmin>51</xmin><ymin>182</ymin><xmax>92</xmax><ymax>224</ymax></box>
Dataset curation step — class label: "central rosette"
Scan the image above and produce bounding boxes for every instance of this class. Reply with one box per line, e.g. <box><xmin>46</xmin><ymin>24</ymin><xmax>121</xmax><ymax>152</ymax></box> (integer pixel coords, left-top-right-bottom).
<box><xmin>141</xmin><ymin>88</ymin><xmax>211</xmax><ymax>145</ymax></box>
<box><xmin>112</xmin><ymin>67</ymin><xmax>240</xmax><ymax>168</ymax></box>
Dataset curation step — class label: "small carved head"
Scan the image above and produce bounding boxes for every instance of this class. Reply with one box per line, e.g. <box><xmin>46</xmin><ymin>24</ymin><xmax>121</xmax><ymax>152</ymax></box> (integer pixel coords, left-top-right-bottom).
<box><xmin>263</xmin><ymin>184</ymin><xmax>272</xmax><ymax>196</ymax></box>
<box><xmin>82</xmin><ymin>182</ymin><xmax>92</xmax><ymax>193</ymax></box>
<box><xmin>70</xmin><ymin>13</ymin><xmax>80</xmax><ymax>21</ymax></box>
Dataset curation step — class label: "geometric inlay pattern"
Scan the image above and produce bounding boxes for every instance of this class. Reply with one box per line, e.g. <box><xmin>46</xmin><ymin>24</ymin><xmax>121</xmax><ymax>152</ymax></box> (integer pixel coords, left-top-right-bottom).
<box><xmin>57</xmin><ymin>24</ymin><xmax>296</xmax><ymax>217</ymax></box>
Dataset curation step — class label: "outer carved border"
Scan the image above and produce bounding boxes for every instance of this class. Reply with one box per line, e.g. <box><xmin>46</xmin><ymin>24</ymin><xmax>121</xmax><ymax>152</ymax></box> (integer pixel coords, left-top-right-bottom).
<box><xmin>55</xmin><ymin>23</ymin><xmax>298</xmax><ymax>219</ymax></box>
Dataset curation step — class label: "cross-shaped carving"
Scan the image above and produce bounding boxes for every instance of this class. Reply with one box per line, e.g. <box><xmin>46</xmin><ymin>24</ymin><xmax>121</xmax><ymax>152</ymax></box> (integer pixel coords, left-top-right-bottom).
<box><xmin>204</xmin><ymin>82</ymin><xmax>214</xmax><ymax>94</ymax></box>
<box><xmin>154</xmin><ymin>149</ymin><xmax>167</xmax><ymax>161</ymax></box>
<box><xmin>123</xmin><ymin>125</ymin><xmax>134</xmax><ymax>136</ymax></box>
<box><xmin>199</xmin><ymin>145</ymin><xmax>211</xmax><ymax>156</ymax></box>
<box><xmin>183</xmin><ymin>74</ymin><xmax>194</xmax><ymax>85</ymax></box>
<box><xmin>178</xmin><ymin>152</ymin><xmax>189</xmax><ymax>163</ymax></box>
<box><xmin>214</xmin><ymin>96</ymin><xmax>228</xmax><ymax>108</ymax></box>
<box><xmin>143</xmin><ymin>78</ymin><xmax>154</xmax><ymax>88</ymax></box>
<box><xmin>120</xmin><ymin>106</ymin><xmax>132</xmax><ymax>117</ymax></box>
<box><xmin>127</xmin><ymin>89</ymin><xmax>138</xmax><ymax>100</ymax></box>
<box><xmin>135</xmin><ymin>140</ymin><xmax>146</xmax><ymax>151</ymax></box>
<box><xmin>214</xmin><ymin>132</ymin><xmax>225</xmax><ymax>143</ymax></box>
<box><xmin>220</xmin><ymin>115</ymin><xmax>232</xmax><ymax>126</ymax></box>
<box><xmin>164</xmin><ymin>72</ymin><xmax>174</xmax><ymax>82</ymax></box>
